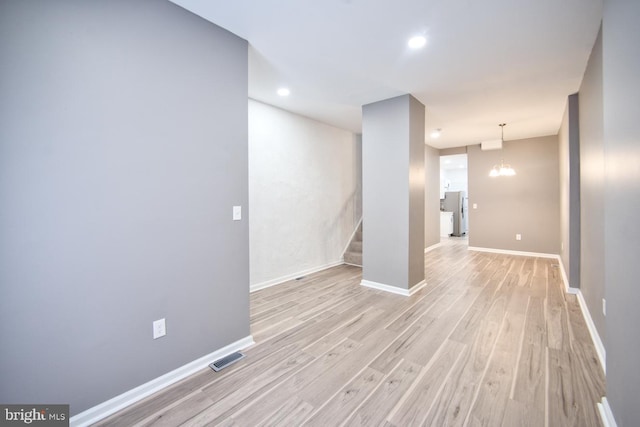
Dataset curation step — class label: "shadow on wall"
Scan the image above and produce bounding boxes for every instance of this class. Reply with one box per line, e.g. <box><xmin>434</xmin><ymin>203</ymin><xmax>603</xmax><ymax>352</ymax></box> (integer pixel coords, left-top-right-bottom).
<box><xmin>322</xmin><ymin>190</ymin><xmax>360</xmax><ymax>262</ymax></box>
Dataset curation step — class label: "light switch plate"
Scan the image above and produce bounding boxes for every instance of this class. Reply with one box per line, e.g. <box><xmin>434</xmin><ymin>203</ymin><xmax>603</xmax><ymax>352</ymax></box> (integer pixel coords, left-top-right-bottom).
<box><xmin>473</xmin><ymin>203</ymin><xmax>477</xmax><ymax>209</ymax></box>
<box><xmin>233</xmin><ymin>206</ymin><xmax>242</xmax><ymax>221</ymax></box>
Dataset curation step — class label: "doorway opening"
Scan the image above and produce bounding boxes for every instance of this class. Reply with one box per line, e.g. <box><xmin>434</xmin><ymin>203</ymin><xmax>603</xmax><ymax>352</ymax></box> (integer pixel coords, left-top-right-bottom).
<box><xmin>440</xmin><ymin>154</ymin><xmax>468</xmax><ymax>243</ymax></box>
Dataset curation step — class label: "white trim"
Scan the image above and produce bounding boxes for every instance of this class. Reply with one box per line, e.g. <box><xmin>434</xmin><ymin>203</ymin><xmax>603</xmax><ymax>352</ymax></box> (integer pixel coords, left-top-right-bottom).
<box><xmin>598</xmin><ymin>397</ymin><xmax>618</xmax><ymax>427</ymax></box>
<box><xmin>557</xmin><ymin>257</ymin><xmax>579</xmax><ymax>295</ymax></box>
<box><xmin>250</xmin><ymin>261</ymin><xmax>344</xmax><ymax>292</ymax></box>
<box><xmin>425</xmin><ymin>242</ymin><xmax>443</xmax><ymax>253</ymax></box>
<box><xmin>553</xmin><ymin>249</ymin><xmax>605</xmax><ymax>373</ymax></box>
<box><xmin>342</xmin><ymin>217</ymin><xmax>363</xmax><ymax>256</ymax></box>
<box><xmin>547</xmin><ymin>257</ymin><xmax>605</xmax><ymax>373</ymax></box>
<box><xmin>344</xmin><ymin>262</ymin><xmax>363</xmax><ymax>268</ymax></box>
<box><xmin>467</xmin><ymin>246</ymin><xmax>558</xmax><ymax>259</ymax></box>
<box><xmin>360</xmin><ymin>279</ymin><xmax>426</xmax><ymax>297</ymax></box>
<box><xmin>70</xmin><ymin>335</ymin><xmax>254</xmax><ymax>427</ymax></box>
<box><xmin>575</xmin><ymin>289</ymin><xmax>606</xmax><ymax>374</ymax></box>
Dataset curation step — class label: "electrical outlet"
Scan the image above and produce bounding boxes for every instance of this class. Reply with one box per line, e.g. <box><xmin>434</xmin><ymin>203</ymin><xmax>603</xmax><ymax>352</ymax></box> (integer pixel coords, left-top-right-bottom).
<box><xmin>603</xmin><ymin>299</ymin><xmax>606</xmax><ymax>316</ymax></box>
<box><xmin>516</xmin><ymin>234</ymin><xmax>522</xmax><ymax>241</ymax></box>
<box><xmin>153</xmin><ymin>318</ymin><xmax>166</xmax><ymax>339</ymax></box>
<box><xmin>473</xmin><ymin>203</ymin><xmax>478</xmax><ymax>209</ymax></box>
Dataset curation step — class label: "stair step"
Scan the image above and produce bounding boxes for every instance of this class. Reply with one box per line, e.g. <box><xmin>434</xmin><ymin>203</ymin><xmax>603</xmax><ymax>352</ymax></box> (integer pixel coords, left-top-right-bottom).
<box><xmin>344</xmin><ymin>251</ymin><xmax>362</xmax><ymax>267</ymax></box>
<box><xmin>349</xmin><ymin>241</ymin><xmax>363</xmax><ymax>252</ymax></box>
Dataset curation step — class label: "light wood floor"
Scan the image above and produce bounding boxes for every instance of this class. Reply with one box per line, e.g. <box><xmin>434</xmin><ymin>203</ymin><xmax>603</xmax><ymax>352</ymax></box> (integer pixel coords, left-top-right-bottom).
<box><xmin>97</xmin><ymin>239</ymin><xmax>605</xmax><ymax>426</ymax></box>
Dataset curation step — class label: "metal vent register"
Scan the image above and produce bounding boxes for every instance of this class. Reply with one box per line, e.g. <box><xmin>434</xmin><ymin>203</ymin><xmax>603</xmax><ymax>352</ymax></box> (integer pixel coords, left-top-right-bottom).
<box><xmin>209</xmin><ymin>352</ymin><xmax>245</xmax><ymax>372</ymax></box>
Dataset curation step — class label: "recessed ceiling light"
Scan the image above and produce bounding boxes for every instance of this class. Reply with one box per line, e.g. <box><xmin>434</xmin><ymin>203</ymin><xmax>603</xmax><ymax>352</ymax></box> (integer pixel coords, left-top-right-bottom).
<box><xmin>408</xmin><ymin>35</ymin><xmax>427</xmax><ymax>49</ymax></box>
<box><xmin>430</xmin><ymin>129</ymin><xmax>441</xmax><ymax>139</ymax></box>
<box><xmin>277</xmin><ymin>87</ymin><xmax>290</xmax><ymax>97</ymax></box>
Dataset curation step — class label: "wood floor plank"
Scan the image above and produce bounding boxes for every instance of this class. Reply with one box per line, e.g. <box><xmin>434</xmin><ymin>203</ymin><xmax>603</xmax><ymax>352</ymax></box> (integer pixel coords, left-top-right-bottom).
<box><xmin>402</xmin><ymin>288</ymin><xmax>482</xmax><ymax>367</ymax></box>
<box><xmin>297</xmin><ymin>328</ymin><xmax>398</xmax><ymax>408</ymax></box>
<box><xmin>343</xmin><ymin>360</ymin><xmax>422</xmax><ymax>427</ymax></box>
<box><xmin>94</xmin><ymin>370</ymin><xmax>219</xmax><ymax>426</ymax></box>
<box><xmin>502</xmin><ymin>398</ymin><xmax>544</xmax><ymax>427</ymax></box>
<box><xmin>251</xmin><ymin>316</ymin><xmax>304</xmax><ymax>343</ymax></box>
<box><xmin>232</xmin><ymin>327</ymin><xmax>396</xmax><ymax>426</ymax></box>
<box><xmin>424</xmin><ymin>285</ymin><xmax>510</xmax><ymax>426</ymax></box>
<box><xmin>138</xmin><ymin>391</ymin><xmax>214</xmax><ymax>427</ymax></box>
<box><xmin>448</xmin><ymin>278</ymin><xmax>501</xmax><ymax>343</ymax></box>
<box><xmin>192</xmin><ymin>339</ymin><xmax>359</xmax><ymax>426</ymax></box>
<box><xmin>548</xmin><ymin>348</ymin><xmax>597</xmax><ymax>427</ymax></box>
<box><xmin>303</xmin><ymin>307</ymin><xmax>385</xmax><ymax>357</ymax></box>
<box><xmin>512</xmin><ymin>297</ymin><xmax>546</xmax><ymax>413</ymax></box>
<box><xmin>98</xmin><ymin>240</ymin><xmax>605</xmax><ymax>427</ymax></box>
<box><xmin>303</xmin><ymin>367</ymin><xmax>385</xmax><ymax>427</ymax></box>
<box><xmin>185</xmin><ymin>350</ymin><xmax>316</xmax><ymax>425</ymax></box>
<box><xmin>384</xmin><ymin>289</ymin><xmax>444</xmax><ymax>332</ymax></box>
<box><xmin>254</xmin><ymin>397</ymin><xmax>314</xmax><ymax>427</ymax></box>
<box><xmin>466</xmin><ymin>310</ymin><xmax>527</xmax><ymax>426</ymax></box>
<box><xmin>369</xmin><ymin>319</ymin><xmax>435</xmax><ymax>374</ymax></box>
<box><xmin>388</xmin><ymin>339</ymin><xmax>466</xmax><ymax>426</ymax></box>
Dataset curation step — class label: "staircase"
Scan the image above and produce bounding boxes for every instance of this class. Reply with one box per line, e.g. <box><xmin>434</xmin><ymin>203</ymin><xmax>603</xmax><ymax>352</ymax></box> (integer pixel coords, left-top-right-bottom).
<box><xmin>343</xmin><ymin>222</ymin><xmax>363</xmax><ymax>267</ymax></box>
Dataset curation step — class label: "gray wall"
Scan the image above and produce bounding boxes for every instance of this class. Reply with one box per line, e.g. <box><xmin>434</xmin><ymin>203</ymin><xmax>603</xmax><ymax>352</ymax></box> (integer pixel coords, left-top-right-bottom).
<box><xmin>440</xmin><ymin>147</ymin><xmax>467</xmax><ymax>156</ymax></box>
<box><xmin>408</xmin><ymin>97</ymin><xmax>426</xmax><ymax>286</ymax></box>
<box><xmin>602</xmin><ymin>1</ymin><xmax>640</xmax><ymax>424</ymax></box>
<box><xmin>558</xmin><ymin>94</ymin><xmax>581</xmax><ymax>288</ymax></box>
<box><xmin>0</xmin><ymin>0</ymin><xmax>249</xmax><ymax>415</ymax></box>
<box><xmin>467</xmin><ymin>136</ymin><xmax>560</xmax><ymax>254</ymax></box>
<box><xmin>362</xmin><ymin>94</ymin><xmax>424</xmax><ymax>291</ymax></box>
<box><xmin>425</xmin><ymin>144</ymin><xmax>441</xmax><ymax>248</ymax></box>
<box><xmin>578</xmin><ymin>27</ymin><xmax>606</xmax><ymax>343</ymax></box>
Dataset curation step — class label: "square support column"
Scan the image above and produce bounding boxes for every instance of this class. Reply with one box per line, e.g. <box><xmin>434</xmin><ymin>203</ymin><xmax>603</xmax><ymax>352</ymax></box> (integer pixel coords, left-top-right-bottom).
<box><xmin>361</xmin><ymin>94</ymin><xmax>425</xmax><ymax>295</ymax></box>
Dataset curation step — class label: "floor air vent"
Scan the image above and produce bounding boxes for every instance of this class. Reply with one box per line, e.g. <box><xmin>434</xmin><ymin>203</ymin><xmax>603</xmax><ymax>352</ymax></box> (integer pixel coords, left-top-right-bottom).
<box><xmin>209</xmin><ymin>352</ymin><xmax>245</xmax><ymax>372</ymax></box>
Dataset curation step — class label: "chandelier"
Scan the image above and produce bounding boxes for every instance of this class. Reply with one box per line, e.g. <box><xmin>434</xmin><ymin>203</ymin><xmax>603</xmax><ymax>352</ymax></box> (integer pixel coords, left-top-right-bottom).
<box><xmin>489</xmin><ymin>124</ymin><xmax>516</xmax><ymax>177</ymax></box>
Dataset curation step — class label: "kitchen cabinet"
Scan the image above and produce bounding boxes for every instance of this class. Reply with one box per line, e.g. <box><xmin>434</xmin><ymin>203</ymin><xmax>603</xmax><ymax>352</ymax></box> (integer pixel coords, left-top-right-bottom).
<box><xmin>440</xmin><ymin>211</ymin><xmax>453</xmax><ymax>237</ymax></box>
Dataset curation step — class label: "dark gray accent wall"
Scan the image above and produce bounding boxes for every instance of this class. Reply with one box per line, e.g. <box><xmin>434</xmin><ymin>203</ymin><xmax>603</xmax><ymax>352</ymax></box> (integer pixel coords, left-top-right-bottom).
<box><xmin>425</xmin><ymin>144</ymin><xmax>441</xmax><ymax>248</ymax></box>
<box><xmin>356</xmin><ymin>134</ymin><xmax>363</xmax><ymax>221</ymax></box>
<box><xmin>558</xmin><ymin>94</ymin><xmax>581</xmax><ymax>288</ymax></box>
<box><xmin>362</xmin><ymin>95</ymin><xmax>425</xmax><ymax>291</ymax></box>
<box><xmin>602</xmin><ymin>1</ymin><xmax>640</xmax><ymax>424</ymax></box>
<box><xmin>408</xmin><ymin>97</ymin><xmax>426</xmax><ymax>286</ymax></box>
<box><xmin>0</xmin><ymin>0</ymin><xmax>249</xmax><ymax>415</ymax></box>
<box><xmin>467</xmin><ymin>136</ymin><xmax>560</xmax><ymax>254</ymax></box>
<box><xmin>578</xmin><ymin>27</ymin><xmax>606</xmax><ymax>343</ymax></box>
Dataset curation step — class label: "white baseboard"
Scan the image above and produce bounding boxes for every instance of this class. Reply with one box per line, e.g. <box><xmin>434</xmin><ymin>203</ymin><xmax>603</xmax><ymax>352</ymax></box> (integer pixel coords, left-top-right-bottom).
<box><xmin>558</xmin><ymin>257</ymin><xmax>606</xmax><ymax>373</ymax></box>
<box><xmin>425</xmin><ymin>242</ymin><xmax>443</xmax><ymax>253</ymax></box>
<box><xmin>70</xmin><ymin>335</ymin><xmax>255</xmax><ymax>427</ymax></box>
<box><xmin>575</xmin><ymin>289</ymin><xmax>606</xmax><ymax>374</ymax></box>
<box><xmin>598</xmin><ymin>397</ymin><xmax>618</xmax><ymax>427</ymax></box>
<box><xmin>250</xmin><ymin>261</ymin><xmax>344</xmax><ymax>293</ymax></box>
<box><xmin>468</xmin><ymin>246</ymin><xmax>558</xmax><ymax>259</ymax></box>
<box><xmin>361</xmin><ymin>279</ymin><xmax>426</xmax><ymax>297</ymax></box>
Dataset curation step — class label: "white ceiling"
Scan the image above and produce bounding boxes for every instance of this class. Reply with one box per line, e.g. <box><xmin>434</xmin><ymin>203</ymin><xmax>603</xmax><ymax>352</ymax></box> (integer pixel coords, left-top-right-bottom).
<box><xmin>169</xmin><ymin>0</ymin><xmax>602</xmax><ymax>149</ymax></box>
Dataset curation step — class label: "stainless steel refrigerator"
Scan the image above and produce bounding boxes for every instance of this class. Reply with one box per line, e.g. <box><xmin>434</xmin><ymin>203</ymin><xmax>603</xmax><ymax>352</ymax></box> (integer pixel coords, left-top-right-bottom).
<box><xmin>443</xmin><ymin>191</ymin><xmax>468</xmax><ymax>236</ymax></box>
